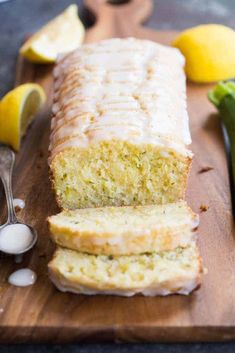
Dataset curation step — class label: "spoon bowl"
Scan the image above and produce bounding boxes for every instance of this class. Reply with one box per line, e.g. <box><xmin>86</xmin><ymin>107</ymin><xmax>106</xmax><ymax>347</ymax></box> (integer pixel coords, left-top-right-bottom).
<box><xmin>0</xmin><ymin>145</ymin><xmax>38</xmax><ymax>255</ymax></box>
<box><xmin>0</xmin><ymin>222</ymin><xmax>37</xmax><ymax>255</ymax></box>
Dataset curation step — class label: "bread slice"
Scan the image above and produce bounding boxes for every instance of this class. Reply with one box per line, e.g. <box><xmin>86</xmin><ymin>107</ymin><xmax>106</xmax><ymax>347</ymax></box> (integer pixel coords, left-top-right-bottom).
<box><xmin>48</xmin><ymin>244</ymin><xmax>203</xmax><ymax>296</ymax></box>
<box><xmin>49</xmin><ymin>38</ymin><xmax>192</xmax><ymax>209</ymax></box>
<box><xmin>48</xmin><ymin>201</ymin><xmax>199</xmax><ymax>255</ymax></box>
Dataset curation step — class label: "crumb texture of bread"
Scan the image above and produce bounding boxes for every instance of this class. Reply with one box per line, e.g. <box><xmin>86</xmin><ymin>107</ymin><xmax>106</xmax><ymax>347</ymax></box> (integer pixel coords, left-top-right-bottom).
<box><xmin>48</xmin><ymin>244</ymin><xmax>202</xmax><ymax>296</ymax></box>
<box><xmin>48</xmin><ymin>201</ymin><xmax>199</xmax><ymax>255</ymax></box>
<box><xmin>49</xmin><ymin>38</ymin><xmax>192</xmax><ymax>209</ymax></box>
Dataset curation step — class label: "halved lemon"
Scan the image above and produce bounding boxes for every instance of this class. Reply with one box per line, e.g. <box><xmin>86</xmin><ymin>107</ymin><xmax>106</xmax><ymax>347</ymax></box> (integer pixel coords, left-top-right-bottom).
<box><xmin>0</xmin><ymin>84</ymin><xmax>46</xmax><ymax>151</ymax></box>
<box><xmin>20</xmin><ymin>4</ymin><xmax>85</xmax><ymax>64</ymax></box>
<box><xmin>172</xmin><ymin>24</ymin><xmax>235</xmax><ymax>83</ymax></box>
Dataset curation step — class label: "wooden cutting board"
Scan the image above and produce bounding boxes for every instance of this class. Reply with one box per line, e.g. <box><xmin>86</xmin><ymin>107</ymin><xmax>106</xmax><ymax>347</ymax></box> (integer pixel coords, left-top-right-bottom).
<box><xmin>0</xmin><ymin>0</ymin><xmax>235</xmax><ymax>343</ymax></box>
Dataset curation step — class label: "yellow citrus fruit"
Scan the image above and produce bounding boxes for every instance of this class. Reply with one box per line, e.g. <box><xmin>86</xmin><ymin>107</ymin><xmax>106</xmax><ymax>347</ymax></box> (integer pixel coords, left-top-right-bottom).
<box><xmin>0</xmin><ymin>84</ymin><xmax>46</xmax><ymax>151</ymax></box>
<box><xmin>172</xmin><ymin>24</ymin><xmax>235</xmax><ymax>83</ymax></box>
<box><xmin>20</xmin><ymin>4</ymin><xmax>85</xmax><ymax>64</ymax></box>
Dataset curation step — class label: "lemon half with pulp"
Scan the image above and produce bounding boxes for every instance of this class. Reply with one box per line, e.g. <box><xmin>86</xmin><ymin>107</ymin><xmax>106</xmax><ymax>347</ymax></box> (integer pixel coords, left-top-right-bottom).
<box><xmin>20</xmin><ymin>4</ymin><xmax>85</xmax><ymax>64</ymax></box>
<box><xmin>0</xmin><ymin>84</ymin><xmax>46</xmax><ymax>151</ymax></box>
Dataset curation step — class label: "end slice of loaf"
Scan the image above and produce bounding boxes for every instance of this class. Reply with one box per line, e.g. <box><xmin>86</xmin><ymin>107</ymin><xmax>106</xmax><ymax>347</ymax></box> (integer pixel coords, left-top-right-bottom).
<box><xmin>48</xmin><ymin>201</ymin><xmax>199</xmax><ymax>255</ymax></box>
<box><xmin>48</xmin><ymin>244</ymin><xmax>203</xmax><ymax>296</ymax></box>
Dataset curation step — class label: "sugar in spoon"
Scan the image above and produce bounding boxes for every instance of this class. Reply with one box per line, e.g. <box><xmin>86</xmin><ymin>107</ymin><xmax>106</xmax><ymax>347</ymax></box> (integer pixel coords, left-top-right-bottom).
<box><xmin>0</xmin><ymin>145</ymin><xmax>37</xmax><ymax>255</ymax></box>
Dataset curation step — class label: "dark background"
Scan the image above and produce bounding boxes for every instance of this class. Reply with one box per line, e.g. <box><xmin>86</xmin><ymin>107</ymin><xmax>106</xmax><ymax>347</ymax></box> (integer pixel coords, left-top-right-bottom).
<box><xmin>0</xmin><ymin>0</ymin><xmax>235</xmax><ymax>351</ymax></box>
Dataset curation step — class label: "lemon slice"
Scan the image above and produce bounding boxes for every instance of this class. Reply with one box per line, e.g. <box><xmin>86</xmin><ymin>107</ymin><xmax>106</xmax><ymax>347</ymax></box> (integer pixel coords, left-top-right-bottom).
<box><xmin>172</xmin><ymin>24</ymin><xmax>235</xmax><ymax>83</ymax></box>
<box><xmin>0</xmin><ymin>84</ymin><xmax>46</xmax><ymax>151</ymax></box>
<box><xmin>20</xmin><ymin>4</ymin><xmax>85</xmax><ymax>64</ymax></box>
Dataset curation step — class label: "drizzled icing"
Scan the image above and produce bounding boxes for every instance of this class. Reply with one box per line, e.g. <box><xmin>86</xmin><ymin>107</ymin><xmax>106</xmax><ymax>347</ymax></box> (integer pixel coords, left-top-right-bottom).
<box><xmin>50</xmin><ymin>272</ymin><xmax>199</xmax><ymax>297</ymax></box>
<box><xmin>8</xmin><ymin>269</ymin><xmax>37</xmax><ymax>287</ymax></box>
<box><xmin>13</xmin><ymin>198</ymin><xmax>25</xmax><ymax>210</ymax></box>
<box><xmin>49</xmin><ymin>38</ymin><xmax>192</xmax><ymax>162</ymax></box>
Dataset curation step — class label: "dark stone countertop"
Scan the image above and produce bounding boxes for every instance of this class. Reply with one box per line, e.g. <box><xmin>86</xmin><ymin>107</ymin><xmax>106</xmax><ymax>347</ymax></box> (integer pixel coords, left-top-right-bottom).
<box><xmin>0</xmin><ymin>0</ymin><xmax>235</xmax><ymax>351</ymax></box>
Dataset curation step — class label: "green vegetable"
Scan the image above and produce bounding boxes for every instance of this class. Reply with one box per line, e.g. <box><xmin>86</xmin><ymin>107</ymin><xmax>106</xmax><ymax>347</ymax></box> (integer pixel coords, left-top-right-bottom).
<box><xmin>208</xmin><ymin>81</ymin><xmax>235</xmax><ymax>210</ymax></box>
<box><xmin>208</xmin><ymin>81</ymin><xmax>235</xmax><ymax>107</ymax></box>
<box><xmin>209</xmin><ymin>80</ymin><xmax>235</xmax><ymax>137</ymax></box>
<box><xmin>209</xmin><ymin>80</ymin><xmax>235</xmax><ymax>140</ymax></box>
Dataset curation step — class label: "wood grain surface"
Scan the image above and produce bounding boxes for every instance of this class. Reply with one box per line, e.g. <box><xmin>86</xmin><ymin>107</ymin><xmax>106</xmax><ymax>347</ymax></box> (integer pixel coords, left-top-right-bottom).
<box><xmin>0</xmin><ymin>0</ymin><xmax>235</xmax><ymax>343</ymax></box>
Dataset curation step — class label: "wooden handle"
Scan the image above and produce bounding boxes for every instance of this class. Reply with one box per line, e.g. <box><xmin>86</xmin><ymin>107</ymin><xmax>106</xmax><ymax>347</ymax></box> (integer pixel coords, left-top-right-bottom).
<box><xmin>84</xmin><ymin>0</ymin><xmax>153</xmax><ymax>24</ymax></box>
<box><xmin>84</xmin><ymin>0</ymin><xmax>153</xmax><ymax>42</ymax></box>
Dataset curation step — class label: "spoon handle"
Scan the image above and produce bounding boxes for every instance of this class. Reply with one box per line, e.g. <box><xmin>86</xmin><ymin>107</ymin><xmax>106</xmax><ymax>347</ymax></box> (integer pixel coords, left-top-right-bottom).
<box><xmin>0</xmin><ymin>145</ymin><xmax>17</xmax><ymax>224</ymax></box>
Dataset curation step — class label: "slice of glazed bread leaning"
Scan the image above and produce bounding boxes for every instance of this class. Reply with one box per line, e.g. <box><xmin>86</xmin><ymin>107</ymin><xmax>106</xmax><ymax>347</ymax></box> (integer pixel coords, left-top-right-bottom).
<box><xmin>48</xmin><ymin>201</ymin><xmax>199</xmax><ymax>255</ymax></box>
<box><xmin>49</xmin><ymin>38</ymin><xmax>192</xmax><ymax>209</ymax></box>
<box><xmin>48</xmin><ymin>244</ymin><xmax>203</xmax><ymax>296</ymax></box>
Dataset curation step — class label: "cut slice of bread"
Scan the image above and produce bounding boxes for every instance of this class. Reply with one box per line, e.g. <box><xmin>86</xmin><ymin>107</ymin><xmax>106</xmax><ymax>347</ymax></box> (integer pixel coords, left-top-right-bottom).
<box><xmin>48</xmin><ymin>201</ymin><xmax>199</xmax><ymax>255</ymax></box>
<box><xmin>48</xmin><ymin>244</ymin><xmax>203</xmax><ymax>296</ymax></box>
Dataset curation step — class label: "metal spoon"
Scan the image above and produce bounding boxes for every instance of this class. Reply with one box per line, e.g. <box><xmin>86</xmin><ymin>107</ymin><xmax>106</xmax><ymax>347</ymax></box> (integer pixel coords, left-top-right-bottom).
<box><xmin>0</xmin><ymin>145</ymin><xmax>37</xmax><ymax>254</ymax></box>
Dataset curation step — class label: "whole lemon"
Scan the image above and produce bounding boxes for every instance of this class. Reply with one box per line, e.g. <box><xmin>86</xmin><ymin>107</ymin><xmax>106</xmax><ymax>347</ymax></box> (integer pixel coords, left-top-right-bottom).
<box><xmin>172</xmin><ymin>24</ymin><xmax>235</xmax><ymax>83</ymax></box>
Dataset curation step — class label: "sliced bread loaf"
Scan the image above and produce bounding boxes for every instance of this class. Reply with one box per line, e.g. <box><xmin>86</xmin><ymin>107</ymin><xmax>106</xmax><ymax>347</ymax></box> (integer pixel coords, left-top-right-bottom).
<box><xmin>48</xmin><ymin>201</ymin><xmax>199</xmax><ymax>255</ymax></box>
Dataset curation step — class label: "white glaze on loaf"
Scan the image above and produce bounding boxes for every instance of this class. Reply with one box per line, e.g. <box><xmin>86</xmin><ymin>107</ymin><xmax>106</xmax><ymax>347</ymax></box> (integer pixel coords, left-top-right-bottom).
<box><xmin>49</xmin><ymin>38</ymin><xmax>192</xmax><ymax>162</ymax></box>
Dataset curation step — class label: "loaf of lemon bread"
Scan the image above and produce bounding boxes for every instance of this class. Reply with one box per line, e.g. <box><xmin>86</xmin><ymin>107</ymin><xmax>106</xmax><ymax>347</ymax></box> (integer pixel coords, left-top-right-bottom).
<box><xmin>49</xmin><ymin>38</ymin><xmax>192</xmax><ymax>210</ymax></box>
<box><xmin>48</xmin><ymin>244</ymin><xmax>202</xmax><ymax>296</ymax></box>
<box><xmin>48</xmin><ymin>201</ymin><xmax>199</xmax><ymax>255</ymax></box>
